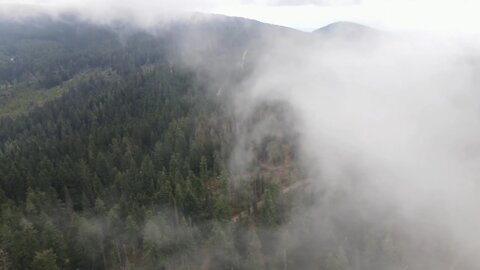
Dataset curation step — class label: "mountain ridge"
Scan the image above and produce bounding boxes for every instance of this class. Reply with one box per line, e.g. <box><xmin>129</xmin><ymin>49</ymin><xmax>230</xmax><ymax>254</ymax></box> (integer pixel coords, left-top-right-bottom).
<box><xmin>313</xmin><ymin>21</ymin><xmax>378</xmax><ymax>39</ymax></box>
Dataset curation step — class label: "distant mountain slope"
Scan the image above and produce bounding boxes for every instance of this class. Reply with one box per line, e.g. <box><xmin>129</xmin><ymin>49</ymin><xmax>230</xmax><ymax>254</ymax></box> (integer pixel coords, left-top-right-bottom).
<box><xmin>0</xmin><ymin>16</ymin><xmax>166</xmax><ymax>117</ymax></box>
<box><xmin>313</xmin><ymin>21</ymin><xmax>378</xmax><ymax>40</ymax></box>
<box><xmin>0</xmin><ymin>13</ymin><xmax>303</xmax><ymax>117</ymax></box>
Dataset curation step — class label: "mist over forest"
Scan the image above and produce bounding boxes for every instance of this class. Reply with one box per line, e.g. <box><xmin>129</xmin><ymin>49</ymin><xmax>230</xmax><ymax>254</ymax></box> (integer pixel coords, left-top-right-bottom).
<box><xmin>0</xmin><ymin>3</ymin><xmax>479</xmax><ymax>270</ymax></box>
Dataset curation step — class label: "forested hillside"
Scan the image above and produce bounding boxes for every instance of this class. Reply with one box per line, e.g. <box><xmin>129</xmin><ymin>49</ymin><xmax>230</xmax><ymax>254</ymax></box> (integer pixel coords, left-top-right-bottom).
<box><xmin>0</xmin><ymin>15</ymin><xmax>308</xmax><ymax>270</ymax></box>
<box><xmin>0</xmin><ymin>13</ymin><xmax>462</xmax><ymax>270</ymax></box>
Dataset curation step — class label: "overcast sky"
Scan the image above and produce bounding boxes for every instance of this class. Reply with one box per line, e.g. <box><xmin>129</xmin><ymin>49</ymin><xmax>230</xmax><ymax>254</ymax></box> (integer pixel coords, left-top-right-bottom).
<box><xmin>1</xmin><ymin>0</ymin><xmax>479</xmax><ymax>35</ymax></box>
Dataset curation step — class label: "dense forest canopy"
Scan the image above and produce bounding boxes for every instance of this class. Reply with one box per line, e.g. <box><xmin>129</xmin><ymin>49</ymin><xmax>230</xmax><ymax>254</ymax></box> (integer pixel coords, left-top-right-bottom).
<box><xmin>0</xmin><ymin>15</ymin><xmax>312</xmax><ymax>270</ymax></box>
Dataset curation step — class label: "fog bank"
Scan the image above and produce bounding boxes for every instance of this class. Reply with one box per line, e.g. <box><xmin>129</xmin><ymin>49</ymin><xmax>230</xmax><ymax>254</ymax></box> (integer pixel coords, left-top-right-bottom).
<box><xmin>234</xmin><ymin>28</ymin><xmax>480</xmax><ymax>269</ymax></box>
